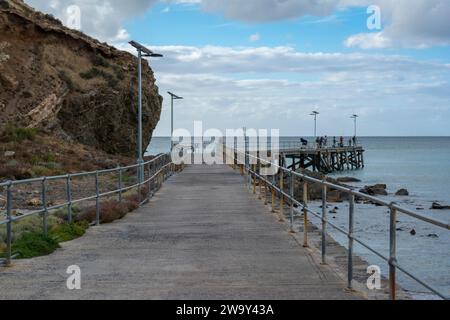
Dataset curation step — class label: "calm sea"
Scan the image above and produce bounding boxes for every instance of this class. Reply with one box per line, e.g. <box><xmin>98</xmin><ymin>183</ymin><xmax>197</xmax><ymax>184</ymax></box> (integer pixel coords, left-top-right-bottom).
<box><xmin>148</xmin><ymin>136</ymin><xmax>450</xmax><ymax>298</ymax></box>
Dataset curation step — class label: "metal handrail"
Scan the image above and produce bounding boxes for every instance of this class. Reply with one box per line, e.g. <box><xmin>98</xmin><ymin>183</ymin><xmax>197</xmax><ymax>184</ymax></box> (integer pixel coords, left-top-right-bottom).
<box><xmin>231</xmin><ymin>147</ymin><xmax>449</xmax><ymax>300</ymax></box>
<box><xmin>0</xmin><ymin>153</ymin><xmax>178</xmax><ymax>266</ymax></box>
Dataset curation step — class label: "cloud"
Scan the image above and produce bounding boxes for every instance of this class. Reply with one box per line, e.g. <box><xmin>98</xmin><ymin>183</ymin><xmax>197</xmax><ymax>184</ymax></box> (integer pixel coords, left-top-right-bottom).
<box><xmin>25</xmin><ymin>0</ymin><xmax>450</xmax><ymax>49</ymax></box>
<box><xmin>114</xmin><ymin>43</ymin><xmax>450</xmax><ymax>135</ymax></box>
<box><xmin>249</xmin><ymin>33</ymin><xmax>261</xmax><ymax>42</ymax></box>
<box><xmin>25</xmin><ymin>0</ymin><xmax>159</xmax><ymax>41</ymax></box>
<box><xmin>344</xmin><ymin>0</ymin><xmax>450</xmax><ymax>49</ymax></box>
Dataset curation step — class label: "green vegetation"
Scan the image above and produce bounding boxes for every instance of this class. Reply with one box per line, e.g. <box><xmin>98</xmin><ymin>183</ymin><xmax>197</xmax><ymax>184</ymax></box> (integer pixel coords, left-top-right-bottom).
<box><xmin>58</xmin><ymin>70</ymin><xmax>75</xmax><ymax>91</ymax></box>
<box><xmin>79</xmin><ymin>67</ymin><xmax>120</xmax><ymax>89</ymax></box>
<box><xmin>10</xmin><ymin>233</ymin><xmax>60</xmax><ymax>259</ymax></box>
<box><xmin>91</xmin><ymin>55</ymin><xmax>110</xmax><ymax>68</ymax></box>
<box><xmin>0</xmin><ymin>193</ymin><xmax>143</xmax><ymax>260</ymax></box>
<box><xmin>0</xmin><ymin>125</ymin><xmax>37</xmax><ymax>143</ymax></box>
<box><xmin>49</xmin><ymin>221</ymin><xmax>89</xmax><ymax>242</ymax></box>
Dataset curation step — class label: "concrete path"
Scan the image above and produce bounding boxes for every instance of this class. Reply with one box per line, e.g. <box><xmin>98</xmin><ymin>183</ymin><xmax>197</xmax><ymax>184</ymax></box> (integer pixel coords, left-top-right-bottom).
<box><xmin>0</xmin><ymin>165</ymin><xmax>361</xmax><ymax>300</ymax></box>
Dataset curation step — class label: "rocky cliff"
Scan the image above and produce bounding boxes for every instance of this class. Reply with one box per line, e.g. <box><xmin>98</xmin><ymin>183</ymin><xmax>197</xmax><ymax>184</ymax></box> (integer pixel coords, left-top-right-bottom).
<box><xmin>0</xmin><ymin>0</ymin><xmax>162</xmax><ymax>157</ymax></box>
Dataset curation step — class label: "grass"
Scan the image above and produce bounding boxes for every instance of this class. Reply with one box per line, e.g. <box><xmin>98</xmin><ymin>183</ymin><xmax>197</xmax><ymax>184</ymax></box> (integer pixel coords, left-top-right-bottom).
<box><xmin>58</xmin><ymin>70</ymin><xmax>75</xmax><ymax>91</ymax></box>
<box><xmin>49</xmin><ymin>221</ymin><xmax>89</xmax><ymax>242</ymax></box>
<box><xmin>79</xmin><ymin>67</ymin><xmax>120</xmax><ymax>89</ymax></box>
<box><xmin>0</xmin><ymin>125</ymin><xmax>37</xmax><ymax>143</ymax></box>
<box><xmin>10</xmin><ymin>233</ymin><xmax>60</xmax><ymax>259</ymax></box>
<box><xmin>91</xmin><ymin>55</ymin><xmax>110</xmax><ymax>68</ymax></box>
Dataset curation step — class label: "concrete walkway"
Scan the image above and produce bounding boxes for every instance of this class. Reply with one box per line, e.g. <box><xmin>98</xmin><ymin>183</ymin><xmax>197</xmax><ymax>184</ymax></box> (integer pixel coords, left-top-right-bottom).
<box><xmin>0</xmin><ymin>165</ymin><xmax>361</xmax><ymax>300</ymax></box>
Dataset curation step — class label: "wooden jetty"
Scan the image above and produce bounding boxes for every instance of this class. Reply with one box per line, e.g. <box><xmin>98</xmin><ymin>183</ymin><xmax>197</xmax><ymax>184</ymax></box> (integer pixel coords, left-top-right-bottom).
<box><xmin>279</xmin><ymin>146</ymin><xmax>365</xmax><ymax>174</ymax></box>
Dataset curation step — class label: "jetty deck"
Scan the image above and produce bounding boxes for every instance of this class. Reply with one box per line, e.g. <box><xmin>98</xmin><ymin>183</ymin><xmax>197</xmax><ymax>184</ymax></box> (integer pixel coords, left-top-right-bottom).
<box><xmin>0</xmin><ymin>165</ymin><xmax>361</xmax><ymax>300</ymax></box>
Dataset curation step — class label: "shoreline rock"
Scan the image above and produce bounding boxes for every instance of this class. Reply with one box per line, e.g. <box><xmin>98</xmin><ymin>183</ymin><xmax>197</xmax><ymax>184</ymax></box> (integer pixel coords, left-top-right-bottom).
<box><xmin>395</xmin><ymin>188</ymin><xmax>409</xmax><ymax>196</ymax></box>
<box><xmin>431</xmin><ymin>202</ymin><xmax>450</xmax><ymax>210</ymax></box>
<box><xmin>359</xmin><ymin>184</ymin><xmax>388</xmax><ymax>196</ymax></box>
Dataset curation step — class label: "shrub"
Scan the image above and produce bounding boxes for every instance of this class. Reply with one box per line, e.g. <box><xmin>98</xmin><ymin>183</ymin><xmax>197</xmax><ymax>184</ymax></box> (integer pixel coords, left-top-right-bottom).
<box><xmin>10</xmin><ymin>232</ymin><xmax>60</xmax><ymax>259</ymax></box>
<box><xmin>77</xmin><ymin>198</ymin><xmax>138</xmax><ymax>224</ymax></box>
<box><xmin>91</xmin><ymin>55</ymin><xmax>110</xmax><ymax>68</ymax></box>
<box><xmin>58</xmin><ymin>70</ymin><xmax>75</xmax><ymax>91</ymax></box>
<box><xmin>79</xmin><ymin>67</ymin><xmax>102</xmax><ymax>80</ymax></box>
<box><xmin>0</xmin><ymin>125</ymin><xmax>37</xmax><ymax>142</ymax></box>
<box><xmin>49</xmin><ymin>221</ymin><xmax>89</xmax><ymax>242</ymax></box>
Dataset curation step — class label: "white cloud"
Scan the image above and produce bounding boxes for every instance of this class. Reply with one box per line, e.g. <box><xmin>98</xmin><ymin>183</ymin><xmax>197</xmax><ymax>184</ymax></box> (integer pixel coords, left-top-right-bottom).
<box><xmin>25</xmin><ymin>0</ymin><xmax>159</xmax><ymax>41</ymax></box>
<box><xmin>24</xmin><ymin>0</ymin><xmax>450</xmax><ymax>49</ymax></box>
<box><xmin>344</xmin><ymin>0</ymin><xmax>450</xmax><ymax>49</ymax></box>
<box><xmin>249</xmin><ymin>33</ymin><xmax>261</xmax><ymax>42</ymax></box>
<box><xmin>113</xmin><ymin>43</ymin><xmax>450</xmax><ymax>135</ymax></box>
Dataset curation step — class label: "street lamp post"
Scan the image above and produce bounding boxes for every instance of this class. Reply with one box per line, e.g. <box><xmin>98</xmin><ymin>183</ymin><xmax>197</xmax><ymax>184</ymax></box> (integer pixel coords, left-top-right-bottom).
<box><xmin>168</xmin><ymin>92</ymin><xmax>183</xmax><ymax>151</ymax></box>
<box><xmin>310</xmin><ymin>111</ymin><xmax>320</xmax><ymax>142</ymax></box>
<box><xmin>351</xmin><ymin>114</ymin><xmax>359</xmax><ymax>139</ymax></box>
<box><xmin>129</xmin><ymin>41</ymin><xmax>163</xmax><ymax>182</ymax></box>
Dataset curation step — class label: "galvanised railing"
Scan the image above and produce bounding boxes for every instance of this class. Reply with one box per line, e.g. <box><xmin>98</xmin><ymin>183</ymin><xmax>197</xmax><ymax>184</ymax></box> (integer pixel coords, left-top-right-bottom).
<box><xmin>0</xmin><ymin>153</ymin><xmax>179</xmax><ymax>266</ymax></box>
<box><xmin>230</xmin><ymin>147</ymin><xmax>449</xmax><ymax>300</ymax></box>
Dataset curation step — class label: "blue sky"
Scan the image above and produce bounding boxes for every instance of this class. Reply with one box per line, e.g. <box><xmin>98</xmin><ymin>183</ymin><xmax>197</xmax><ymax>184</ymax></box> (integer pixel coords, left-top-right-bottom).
<box><xmin>26</xmin><ymin>0</ymin><xmax>450</xmax><ymax>137</ymax></box>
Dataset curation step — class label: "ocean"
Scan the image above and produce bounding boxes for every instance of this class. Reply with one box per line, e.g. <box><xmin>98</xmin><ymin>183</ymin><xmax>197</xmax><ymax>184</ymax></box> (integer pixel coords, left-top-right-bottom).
<box><xmin>147</xmin><ymin>136</ymin><xmax>450</xmax><ymax>298</ymax></box>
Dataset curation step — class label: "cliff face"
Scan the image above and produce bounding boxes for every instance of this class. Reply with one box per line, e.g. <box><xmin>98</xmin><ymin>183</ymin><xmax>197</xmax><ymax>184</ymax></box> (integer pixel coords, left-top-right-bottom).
<box><xmin>0</xmin><ymin>0</ymin><xmax>162</xmax><ymax>157</ymax></box>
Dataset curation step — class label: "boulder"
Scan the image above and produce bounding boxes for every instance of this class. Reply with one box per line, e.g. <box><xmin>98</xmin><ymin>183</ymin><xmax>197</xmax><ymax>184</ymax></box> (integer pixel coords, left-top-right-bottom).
<box><xmin>336</xmin><ymin>177</ymin><xmax>361</xmax><ymax>183</ymax></box>
<box><xmin>431</xmin><ymin>202</ymin><xmax>450</xmax><ymax>210</ymax></box>
<box><xmin>359</xmin><ymin>184</ymin><xmax>388</xmax><ymax>196</ymax></box>
<box><xmin>395</xmin><ymin>188</ymin><xmax>409</xmax><ymax>196</ymax></box>
<box><xmin>27</xmin><ymin>197</ymin><xmax>42</xmax><ymax>207</ymax></box>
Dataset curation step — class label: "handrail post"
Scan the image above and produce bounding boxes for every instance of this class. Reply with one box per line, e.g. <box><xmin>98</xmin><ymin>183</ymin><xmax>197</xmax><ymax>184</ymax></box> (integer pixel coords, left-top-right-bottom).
<box><xmin>147</xmin><ymin>162</ymin><xmax>152</xmax><ymax>200</ymax></box>
<box><xmin>348</xmin><ymin>194</ymin><xmax>355</xmax><ymax>289</ymax></box>
<box><xmin>321</xmin><ymin>183</ymin><xmax>327</xmax><ymax>264</ymax></box>
<box><xmin>271</xmin><ymin>173</ymin><xmax>276</xmax><ymax>213</ymax></box>
<box><xmin>66</xmin><ymin>174</ymin><xmax>72</xmax><ymax>223</ymax></box>
<box><xmin>118</xmin><ymin>167</ymin><xmax>123</xmax><ymax>203</ymax></box>
<box><xmin>264</xmin><ymin>176</ymin><xmax>268</xmax><ymax>205</ymax></box>
<box><xmin>302</xmin><ymin>181</ymin><xmax>309</xmax><ymax>247</ymax></box>
<box><xmin>252</xmin><ymin>165</ymin><xmax>256</xmax><ymax>194</ymax></box>
<box><xmin>5</xmin><ymin>182</ymin><xmax>12</xmax><ymax>266</ymax></box>
<box><xmin>289</xmin><ymin>170</ymin><xmax>295</xmax><ymax>233</ymax></box>
<box><xmin>95</xmin><ymin>171</ymin><xmax>100</xmax><ymax>226</ymax></box>
<box><xmin>389</xmin><ymin>206</ymin><xmax>397</xmax><ymax>300</ymax></box>
<box><xmin>42</xmin><ymin>178</ymin><xmax>48</xmax><ymax>236</ymax></box>
<box><xmin>279</xmin><ymin>169</ymin><xmax>284</xmax><ymax>221</ymax></box>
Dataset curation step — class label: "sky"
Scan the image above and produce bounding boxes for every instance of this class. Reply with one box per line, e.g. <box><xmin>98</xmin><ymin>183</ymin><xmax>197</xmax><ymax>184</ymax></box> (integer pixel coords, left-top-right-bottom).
<box><xmin>25</xmin><ymin>0</ymin><xmax>450</xmax><ymax>137</ymax></box>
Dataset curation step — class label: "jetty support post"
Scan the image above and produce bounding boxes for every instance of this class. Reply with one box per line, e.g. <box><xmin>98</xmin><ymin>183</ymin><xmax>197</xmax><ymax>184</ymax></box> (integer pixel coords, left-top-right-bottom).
<box><xmin>389</xmin><ymin>206</ymin><xmax>398</xmax><ymax>300</ymax></box>
<box><xmin>321</xmin><ymin>183</ymin><xmax>327</xmax><ymax>264</ymax></box>
<box><xmin>348</xmin><ymin>194</ymin><xmax>355</xmax><ymax>289</ymax></box>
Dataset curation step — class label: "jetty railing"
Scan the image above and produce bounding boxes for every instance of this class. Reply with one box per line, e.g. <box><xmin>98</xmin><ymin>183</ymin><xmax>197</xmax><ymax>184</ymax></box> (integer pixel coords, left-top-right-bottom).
<box><xmin>231</xmin><ymin>148</ymin><xmax>449</xmax><ymax>300</ymax></box>
<box><xmin>0</xmin><ymin>153</ymin><xmax>179</xmax><ymax>267</ymax></box>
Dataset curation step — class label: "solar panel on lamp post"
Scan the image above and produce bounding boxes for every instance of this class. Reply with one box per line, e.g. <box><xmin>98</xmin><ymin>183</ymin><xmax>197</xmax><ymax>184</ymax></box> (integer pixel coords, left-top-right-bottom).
<box><xmin>129</xmin><ymin>41</ymin><xmax>163</xmax><ymax>183</ymax></box>
<box><xmin>168</xmin><ymin>92</ymin><xmax>183</xmax><ymax>151</ymax></box>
